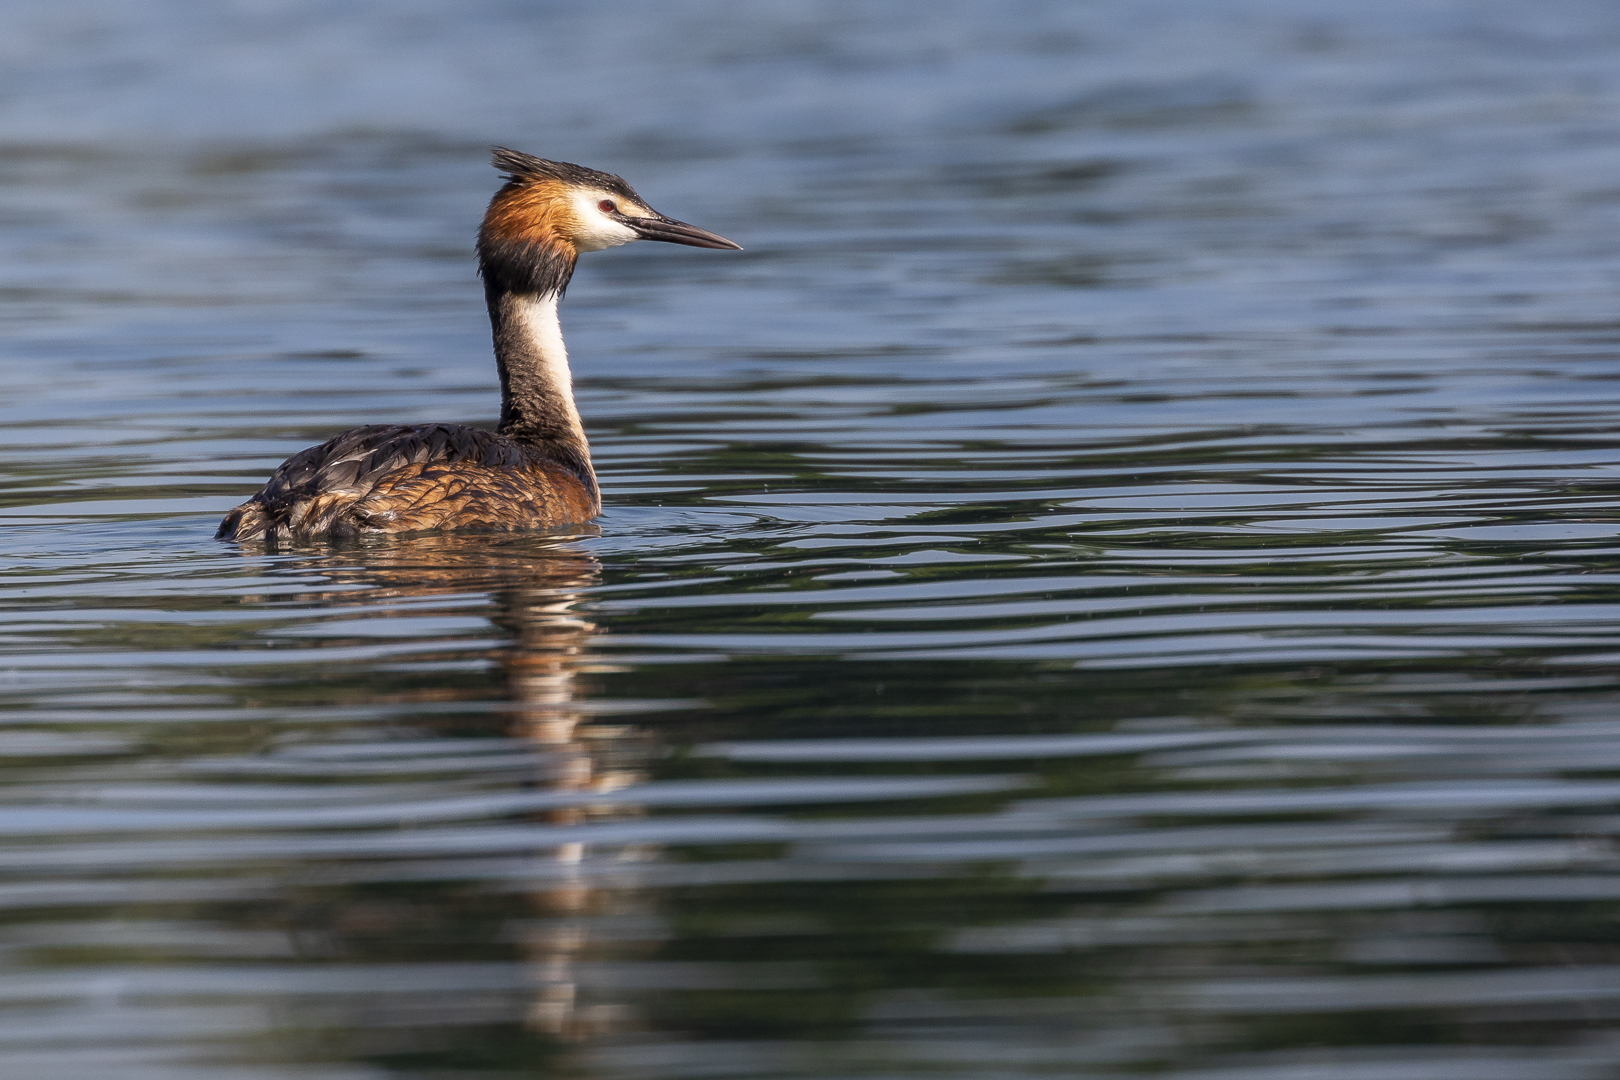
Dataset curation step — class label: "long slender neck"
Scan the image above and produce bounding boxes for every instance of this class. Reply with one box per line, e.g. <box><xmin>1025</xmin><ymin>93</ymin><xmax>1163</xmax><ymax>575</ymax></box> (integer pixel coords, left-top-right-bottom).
<box><xmin>485</xmin><ymin>286</ymin><xmax>598</xmax><ymax>505</ymax></box>
<box><xmin>487</xmin><ymin>286</ymin><xmax>588</xmax><ymax>447</ymax></box>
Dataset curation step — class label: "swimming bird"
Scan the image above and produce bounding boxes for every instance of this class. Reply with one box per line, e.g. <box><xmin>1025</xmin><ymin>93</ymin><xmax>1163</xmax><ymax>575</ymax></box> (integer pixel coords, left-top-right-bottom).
<box><xmin>216</xmin><ymin>148</ymin><xmax>740</xmax><ymax>542</ymax></box>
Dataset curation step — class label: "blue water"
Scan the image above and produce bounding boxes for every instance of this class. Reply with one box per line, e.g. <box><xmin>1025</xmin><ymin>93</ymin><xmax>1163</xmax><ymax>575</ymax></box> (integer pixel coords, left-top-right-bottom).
<box><xmin>8</xmin><ymin>2</ymin><xmax>1620</xmax><ymax>1077</ymax></box>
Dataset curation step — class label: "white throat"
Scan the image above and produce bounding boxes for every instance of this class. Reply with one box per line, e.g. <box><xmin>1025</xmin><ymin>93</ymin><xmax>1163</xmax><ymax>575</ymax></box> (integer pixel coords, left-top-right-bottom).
<box><xmin>512</xmin><ymin>293</ymin><xmax>572</xmax><ymax>393</ymax></box>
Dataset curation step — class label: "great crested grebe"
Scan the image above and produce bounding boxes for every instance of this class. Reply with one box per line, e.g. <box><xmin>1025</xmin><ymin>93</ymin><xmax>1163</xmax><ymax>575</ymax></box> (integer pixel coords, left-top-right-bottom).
<box><xmin>216</xmin><ymin>148</ymin><xmax>740</xmax><ymax>542</ymax></box>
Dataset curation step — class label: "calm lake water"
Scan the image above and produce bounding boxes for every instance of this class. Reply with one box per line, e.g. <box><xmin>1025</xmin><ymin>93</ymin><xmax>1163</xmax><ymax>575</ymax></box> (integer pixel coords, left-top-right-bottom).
<box><xmin>8</xmin><ymin>1</ymin><xmax>1620</xmax><ymax>1077</ymax></box>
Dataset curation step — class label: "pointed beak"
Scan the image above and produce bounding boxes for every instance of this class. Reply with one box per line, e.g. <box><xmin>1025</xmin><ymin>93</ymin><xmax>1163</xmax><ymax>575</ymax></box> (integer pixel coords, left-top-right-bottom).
<box><xmin>629</xmin><ymin>214</ymin><xmax>743</xmax><ymax>250</ymax></box>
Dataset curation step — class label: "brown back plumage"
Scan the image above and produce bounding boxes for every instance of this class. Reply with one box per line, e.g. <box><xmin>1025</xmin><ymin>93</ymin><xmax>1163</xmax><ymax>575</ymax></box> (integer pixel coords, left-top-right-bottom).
<box><xmin>216</xmin><ymin>424</ymin><xmax>598</xmax><ymax>542</ymax></box>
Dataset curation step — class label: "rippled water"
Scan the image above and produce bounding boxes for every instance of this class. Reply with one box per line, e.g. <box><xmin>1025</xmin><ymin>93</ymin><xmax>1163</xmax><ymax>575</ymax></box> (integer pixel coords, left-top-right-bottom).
<box><xmin>9</xmin><ymin>2</ymin><xmax>1620</xmax><ymax>1077</ymax></box>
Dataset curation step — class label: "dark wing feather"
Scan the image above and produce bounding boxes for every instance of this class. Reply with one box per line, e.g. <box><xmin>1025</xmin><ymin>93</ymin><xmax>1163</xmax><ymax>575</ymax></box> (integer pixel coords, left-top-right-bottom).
<box><xmin>216</xmin><ymin>424</ymin><xmax>586</xmax><ymax>541</ymax></box>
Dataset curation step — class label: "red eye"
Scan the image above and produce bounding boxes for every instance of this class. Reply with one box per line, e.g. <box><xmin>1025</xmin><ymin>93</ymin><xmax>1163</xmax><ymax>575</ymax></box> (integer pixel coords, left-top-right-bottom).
<box><xmin>598</xmin><ymin>200</ymin><xmax>617</xmax><ymax>213</ymax></box>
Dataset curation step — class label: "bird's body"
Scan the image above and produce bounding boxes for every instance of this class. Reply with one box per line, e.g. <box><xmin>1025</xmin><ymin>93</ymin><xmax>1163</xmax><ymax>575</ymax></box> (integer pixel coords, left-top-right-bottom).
<box><xmin>214</xmin><ymin>423</ymin><xmax>596</xmax><ymax>540</ymax></box>
<box><xmin>217</xmin><ymin>149</ymin><xmax>739</xmax><ymax>542</ymax></box>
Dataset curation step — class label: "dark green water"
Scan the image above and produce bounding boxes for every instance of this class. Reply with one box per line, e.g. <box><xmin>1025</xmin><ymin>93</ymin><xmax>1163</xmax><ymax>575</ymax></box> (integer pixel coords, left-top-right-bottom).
<box><xmin>8</xmin><ymin>2</ymin><xmax>1620</xmax><ymax>1077</ymax></box>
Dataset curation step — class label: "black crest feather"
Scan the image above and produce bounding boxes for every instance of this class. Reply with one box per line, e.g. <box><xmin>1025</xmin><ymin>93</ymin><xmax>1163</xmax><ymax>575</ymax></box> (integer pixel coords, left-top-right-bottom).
<box><xmin>489</xmin><ymin>147</ymin><xmax>641</xmax><ymax>203</ymax></box>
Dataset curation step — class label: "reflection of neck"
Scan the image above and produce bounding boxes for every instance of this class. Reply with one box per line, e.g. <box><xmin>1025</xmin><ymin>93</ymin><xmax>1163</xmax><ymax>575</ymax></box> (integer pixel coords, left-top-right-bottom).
<box><xmin>488</xmin><ymin>288</ymin><xmax>589</xmax><ymax>454</ymax></box>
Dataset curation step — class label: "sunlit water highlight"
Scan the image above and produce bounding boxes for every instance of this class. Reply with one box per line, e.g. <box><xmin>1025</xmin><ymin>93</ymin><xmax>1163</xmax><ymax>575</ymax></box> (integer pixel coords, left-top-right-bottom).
<box><xmin>7</xmin><ymin>2</ymin><xmax>1620</xmax><ymax>1077</ymax></box>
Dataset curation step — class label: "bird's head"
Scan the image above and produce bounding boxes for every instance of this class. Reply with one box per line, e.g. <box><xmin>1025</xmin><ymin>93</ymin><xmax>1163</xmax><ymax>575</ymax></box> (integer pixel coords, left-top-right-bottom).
<box><xmin>478</xmin><ymin>148</ymin><xmax>740</xmax><ymax>297</ymax></box>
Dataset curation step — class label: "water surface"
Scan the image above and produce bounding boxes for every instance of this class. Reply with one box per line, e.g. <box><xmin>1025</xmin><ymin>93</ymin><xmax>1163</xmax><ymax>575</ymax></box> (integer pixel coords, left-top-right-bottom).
<box><xmin>7</xmin><ymin>2</ymin><xmax>1620</xmax><ymax>1077</ymax></box>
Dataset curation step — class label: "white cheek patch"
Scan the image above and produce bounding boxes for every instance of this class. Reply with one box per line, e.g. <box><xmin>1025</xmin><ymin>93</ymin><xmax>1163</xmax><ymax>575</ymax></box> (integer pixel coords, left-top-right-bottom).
<box><xmin>569</xmin><ymin>191</ymin><xmax>642</xmax><ymax>252</ymax></box>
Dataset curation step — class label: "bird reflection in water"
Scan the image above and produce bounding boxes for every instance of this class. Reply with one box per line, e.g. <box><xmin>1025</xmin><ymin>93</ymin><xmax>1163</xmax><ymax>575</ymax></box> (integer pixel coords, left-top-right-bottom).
<box><xmin>266</xmin><ymin>533</ymin><xmax>654</xmax><ymax>1053</ymax></box>
<box><xmin>487</xmin><ymin>542</ymin><xmax>650</xmax><ymax>1042</ymax></box>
